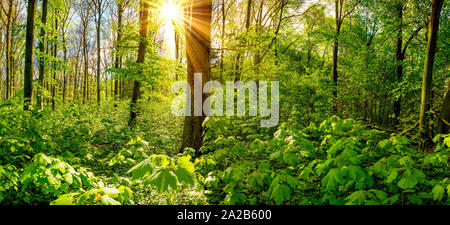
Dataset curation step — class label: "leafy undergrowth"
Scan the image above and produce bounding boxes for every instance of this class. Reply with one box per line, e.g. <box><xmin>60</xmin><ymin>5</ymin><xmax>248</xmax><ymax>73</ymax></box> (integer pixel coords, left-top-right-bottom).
<box><xmin>0</xmin><ymin>97</ymin><xmax>449</xmax><ymax>205</ymax></box>
<box><xmin>198</xmin><ymin>116</ymin><xmax>450</xmax><ymax>205</ymax></box>
<box><xmin>0</xmin><ymin>97</ymin><xmax>205</xmax><ymax>205</ymax></box>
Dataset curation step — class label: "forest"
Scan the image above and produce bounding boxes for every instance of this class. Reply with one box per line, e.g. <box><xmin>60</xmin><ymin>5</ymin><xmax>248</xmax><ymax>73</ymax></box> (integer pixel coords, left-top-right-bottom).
<box><xmin>0</xmin><ymin>0</ymin><xmax>448</xmax><ymax>206</ymax></box>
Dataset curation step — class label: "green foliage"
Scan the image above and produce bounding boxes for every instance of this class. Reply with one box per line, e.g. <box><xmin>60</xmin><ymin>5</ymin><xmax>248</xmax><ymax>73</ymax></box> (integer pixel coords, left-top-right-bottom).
<box><xmin>50</xmin><ymin>185</ymin><xmax>134</xmax><ymax>205</ymax></box>
<box><xmin>18</xmin><ymin>153</ymin><xmax>100</xmax><ymax>204</ymax></box>
<box><xmin>198</xmin><ymin>116</ymin><xmax>450</xmax><ymax>205</ymax></box>
<box><xmin>128</xmin><ymin>154</ymin><xmax>197</xmax><ymax>193</ymax></box>
<box><xmin>0</xmin><ymin>164</ymin><xmax>19</xmax><ymax>202</ymax></box>
<box><xmin>1</xmin><ymin>94</ymin><xmax>448</xmax><ymax>206</ymax></box>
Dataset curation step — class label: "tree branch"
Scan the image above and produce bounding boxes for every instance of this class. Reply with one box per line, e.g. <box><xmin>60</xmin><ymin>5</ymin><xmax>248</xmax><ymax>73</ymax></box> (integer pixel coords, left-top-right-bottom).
<box><xmin>401</xmin><ymin>25</ymin><xmax>424</xmax><ymax>57</ymax></box>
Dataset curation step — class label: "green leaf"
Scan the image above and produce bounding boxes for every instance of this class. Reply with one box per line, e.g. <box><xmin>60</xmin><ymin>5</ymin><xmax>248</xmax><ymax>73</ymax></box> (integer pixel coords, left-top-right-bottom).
<box><xmin>328</xmin><ymin>139</ymin><xmax>344</xmax><ymax>158</ymax></box>
<box><xmin>269</xmin><ymin>151</ymin><xmax>282</xmax><ymax>160</ymax></box>
<box><xmin>64</xmin><ymin>173</ymin><xmax>73</xmax><ymax>185</ymax></box>
<box><xmin>126</xmin><ymin>158</ymin><xmax>136</xmax><ymax>165</ymax></box>
<box><xmin>408</xmin><ymin>194</ymin><xmax>423</xmax><ymax>204</ymax></box>
<box><xmin>398</xmin><ymin>173</ymin><xmax>418</xmax><ymax>189</ymax></box>
<box><xmin>148</xmin><ymin>168</ymin><xmax>178</xmax><ymax>193</ymax></box>
<box><xmin>298</xmin><ymin>138</ymin><xmax>314</xmax><ymax>151</ymax></box>
<box><xmin>447</xmin><ymin>184</ymin><xmax>450</xmax><ymax>197</ymax></box>
<box><xmin>20</xmin><ymin>165</ymin><xmax>36</xmax><ymax>183</ymax></box>
<box><xmin>370</xmin><ymin>189</ymin><xmax>387</xmax><ymax>201</ymax></box>
<box><xmin>50</xmin><ymin>193</ymin><xmax>76</xmax><ymax>205</ymax></box>
<box><xmin>299</xmin><ymin>150</ymin><xmax>314</xmax><ymax>158</ymax></box>
<box><xmin>177</xmin><ymin>156</ymin><xmax>195</xmax><ymax>173</ymax></box>
<box><xmin>103</xmin><ymin>188</ymin><xmax>120</xmax><ymax>198</ymax></box>
<box><xmin>432</xmin><ymin>185</ymin><xmax>445</xmax><ymax>201</ymax></box>
<box><xmin>283</xmin><ymin>152</ymin><xmax>300</xmax><ymax>165</ymax></box>
<box><xmin>270</xmin><ymin>184</ymin><xmax>291</xmax><ymax>204</ymax></box>
<box><xmin>118</xmin><ymin>185</ymin><xmax>133</xmax><ymax>201</ymax></box>
<box><xmin>127</xmin><ymin>158</ymin><xmax>154</xmax><ymax>180</ymax></box>
<box><xmin>174</xmin><ymin>166</ymin><xmax>195</xmax><ymax>186</ymax></box>
<box><xmin>398</xmin><ymin>156</ymin><xmax>414</xmax><ymax>167</ymax></box>
<box><xmin>45</xmin><ymin>169</ymin><xmax>57</xmax><ymax>185</ymax></box>
<box><xmin>286</xmin><ymin>175</ymin><xmax>300</xmax><ymax>188</ymax></box>
<box><xmin>346</xmin><ymin>165</ymin><xmax>365</xmax><ymax>181</ymax></box>
<box><xmin>101</xmin><ymin>195</ymin><xmax>121</xmax><ymax>205</ymax></box>
<box><xmin>345</xmin><ymin>190</ymin><xmax>366</xmax><ymax>205</ymax></box>
<box><xmin>444</xmin><ymin>136</ymin><xmax>450</xmax><ymax>147</ymax></box>
<box><xmin>322</xmin><ymin>168</ymin><xmax>343</xmax><ymax>191</ymax></box>
<box><xmin>386</xmin><ymin>169</ymin><xmax>398</xmax><ymax>184</ymax></box>
<box><xmin>378</xmin><ymin>140</ymin><xmax>390</xmax><ymax>149</ymax></box>
<box><xmin>34</xmin><ymin>153</ymin><xmax>52</xmax><ymax>167</ymax></box>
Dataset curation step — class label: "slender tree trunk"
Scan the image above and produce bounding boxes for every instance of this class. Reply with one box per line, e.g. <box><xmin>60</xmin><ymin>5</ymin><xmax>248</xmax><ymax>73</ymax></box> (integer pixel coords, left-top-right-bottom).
<box><xmin>10</xmin><ymin>40</ymin><xmax>14</xmax><ymax>97</ymax></box>
<box><xmin>332</xmin><ymin>0</ymin><xmax>341</xmax><ymax>114</ymax></box>
<box><xmin>253</xmin><ymin>0</ymin><xmax>263</xmax><ymax>77</ymax></box>
<box><xmin>82</xmin><ymin>27</ymin><xmax>88</xmax><ymax>104</ymax></box>
<box><xmin>111</xmin><ymin>78</ymin><xmax>113</xmax><ymax>97</ymax></box>
<box><xmin>74</xmin><ymin>56</ymin><xmax>79</xmax><ymax>101</ymax></box>
<box><xmin>419</xmin><ymin>0</ymin><xmax>444</xmax><ymax>149</ymax></box>
<box><xmin>120</xmin><ymin>77</ymin><xmax>124</xmax><ymax>99</ymax></box>
<box><xmin>105</xmin><ymin>75</ymin><xmax>108</xmax><ymax>98</ymax></box>
<box><xmin>175</xmin><ymin>31</ymin><xmax>180</xmax><ymax>80</ymax></box>
<box><xmin>219</xmin><ymin>0</ymin><xmax>226</xmax><ymax>83</ymax></box>
<box><xmin>114</xmin><ymin>3</ymin><xmax>123</xmax><ymax>101</ymax></box>
<box><xmin>96</xmin><ymin>1</ymin><xmax>102</xmax><ymax>106</ymax></box>
<box><xmin>45</xmin><ymin>41</ymin><xmax>49</xmax><ymax>101</ymax></box>
<box><xmin>394</xmin><ymin>2</ymin><xmax>404</xmax><ymax>125</ymax></box>
<box><xmin>234</xmin><ymin>0</ymin><xmax>252</xmax><ymax>82</ymax></box>
<box><xmin>5</xmin><ymin>0</ymin><xmax>12</xmax><ymax>100</ymax></box>
<box><xmin>180</xmin><ymin>0</ymin><xmax>211</xmax><ymax>153</ymax></box>
<box><xmin>51</xmin><ymin>18</ymin><xmax>58</xmax><ymax>111</ymax></box>
<box><xmin>62</xmin><ymin>34</ymin><xmax>67</xmax><ymax>104</ymax></box>
<box><xmin>128</xmin><ymin>0</ymin><xmax>149</xmax><ymax>127</ymax></box>
<box><xmin>23</xmin><ymin>0</ymin><xmax>37</xmax><ymax>110</ymax></box>
<box><xmin>37</xmin><ymin>0</ymin><xmax>48</xmax><ymax>109</ymax></box>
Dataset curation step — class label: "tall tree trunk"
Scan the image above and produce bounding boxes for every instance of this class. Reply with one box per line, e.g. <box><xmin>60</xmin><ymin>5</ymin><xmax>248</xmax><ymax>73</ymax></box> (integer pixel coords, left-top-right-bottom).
<box><xmin>419</xmin><ymin>0</ymin><xmax>444</xmax><ymax>149</ymax></box>
<box><xmin>233</xmin><ymin>0</ymin><xmax>252</xmax><ymax>82</ymax></box>
<box><xmin>10</xmin><ymin>37</ymin><xmax>14</xmax><ymax>97</ymax></box>
<box><xmin>96</xmin><ymin>1</ymin><xmax>102</xmax><ymax>106</ymax></box>
<box><xmin>5</xmin><ymin>0</ymin><xmax>13</xmax><ymax>100</ymax></box>
<box><xmin>331</xmin><ymin>0</ymin><xmax>342</xmax><ymax>114</ymax></box>
<box><xmin>219</xmin><ymin>0</ymin><xmax>226</xmax><ymax>83</ymax></box>
<box><xmin>24</xmin><ymin>0</ymin><xmax>37</xmax><ymax>110</ymax></box>
<box><xmin>82</xmin><ymin>27</ymin><xmax>88</xmax><ymax>104</ymax></box>
<box><xmin>120</xmin><ymin>77</ymin><xmax>124</xmax><ymax>99</ymax></box>
<box><xmin>114</xmin><ymin>2</ymin><xmax>123</xmax><ymax>101</ymax></box>
<box><xmin>74</xmin><ymin>56</ymin><xmax>79</xmax><ymax>101</ymax></box>
<box><xmin>438</xmin><ymin>80</ymin><xmax>450</xmax><ymax>134</ymax></box>
<box><xmin>37</xmin><ymin>0</ymin><xmax>48</xmax><ymax>109</ymax></box>
<box><xmin>111</xmin><ymin>78</ymin><xmax>113</xmax><ymax>97</ymax></box>
<box><xmin>62</xmin><ymin>34</ymin><xmax>67</xmax><ymax>103</ymax></box>
<box><xmin>180</xmin><ymin>0</ymin><xmax>211</xmax><ymax>153</ymax></box>
<box><xmin>128</xmin><ymin>0</ymin><xmax>149</xmax><ymax>127</ymax></box>
<box><xmin>52</xmin><ymin>18</ymin><xmax>58</xmax><ymax>111</ymax></box>
<box><xmin>393</xmin><ymin>2</ymin><xmax>403</xmax><ymax>124</ymax></box>
<box><xmin>175</xmin><ymin>31</ymin><xmax>180</xmax><ymax>80</ymax></box>
<box><xmin>253</xmin><ymin>0</ymin><xmax>263</xmax><ymax>77</ymax></box>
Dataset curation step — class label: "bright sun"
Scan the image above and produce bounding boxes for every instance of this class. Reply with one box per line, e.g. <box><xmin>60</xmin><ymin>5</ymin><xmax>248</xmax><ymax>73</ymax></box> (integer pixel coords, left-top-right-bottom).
<box><xmin>157</xmin><ymin>0</ymin><xmax>184</xmax><ymax>59</ymax></box>
<box><xmin>159</xmin><ymin>0</ymin><xmax>181</xmax><ymax>23</ymax></box>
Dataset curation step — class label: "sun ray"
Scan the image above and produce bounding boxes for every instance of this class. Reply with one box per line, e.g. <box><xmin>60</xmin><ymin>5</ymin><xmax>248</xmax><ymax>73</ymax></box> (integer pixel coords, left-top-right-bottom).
<box><xmin>153</xmin><ymin>0</ymin><xmax>186</xmax><ymax>58</ymax></box>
